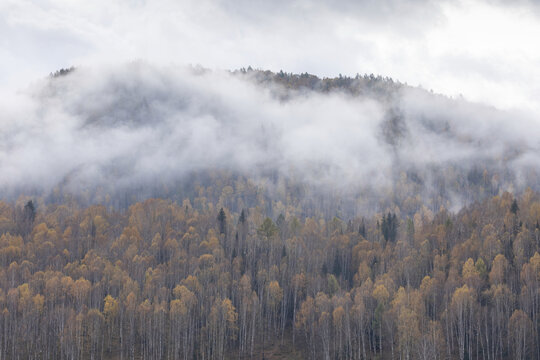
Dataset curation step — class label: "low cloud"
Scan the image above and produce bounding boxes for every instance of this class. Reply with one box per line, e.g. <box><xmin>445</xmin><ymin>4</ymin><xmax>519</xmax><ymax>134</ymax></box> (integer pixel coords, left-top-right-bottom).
<box><xmin>1</xmin><ymin>63</ymin><xmax>539</xmax><ymax>213</ymax></box>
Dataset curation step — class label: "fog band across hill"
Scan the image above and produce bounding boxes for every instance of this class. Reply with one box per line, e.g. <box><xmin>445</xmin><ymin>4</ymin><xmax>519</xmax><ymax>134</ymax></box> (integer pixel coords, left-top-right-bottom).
<box><xmin>1</xmin><ymin>63</ymin><xmax>539</xmax><ymax>212</ymax></box>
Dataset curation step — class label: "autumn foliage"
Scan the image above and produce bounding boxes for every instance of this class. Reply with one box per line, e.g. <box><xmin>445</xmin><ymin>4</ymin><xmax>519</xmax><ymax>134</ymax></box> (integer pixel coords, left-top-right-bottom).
<box><xmin>0</xmin><ymin>187</ymin><xmax>539</xmax><ymax>359</ymax></box>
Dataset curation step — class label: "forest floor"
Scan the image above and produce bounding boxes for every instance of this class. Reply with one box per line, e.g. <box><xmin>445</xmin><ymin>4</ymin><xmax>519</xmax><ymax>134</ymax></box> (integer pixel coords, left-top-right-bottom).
<box><xmin>227</xmin><ymin>329</ymin><xmax>305</xmax><ymax>359</ymax></box>
<box><xmin>102</xmin><ymin>330</ymin><xmax>306</xmax><ymax>360</ymax></box>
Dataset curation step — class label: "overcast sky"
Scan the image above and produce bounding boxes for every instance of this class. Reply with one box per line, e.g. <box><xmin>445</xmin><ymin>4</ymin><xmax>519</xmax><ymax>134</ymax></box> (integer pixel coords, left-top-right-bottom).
<box><xmin>1</xmin><ymin>0</ymin><xmax>540</xmax><ymax>114</ymax></box>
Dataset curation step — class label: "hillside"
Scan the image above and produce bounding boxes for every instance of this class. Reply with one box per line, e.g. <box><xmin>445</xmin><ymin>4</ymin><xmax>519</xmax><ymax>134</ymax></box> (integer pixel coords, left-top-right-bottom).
<box><xmin>3</xmin><ymin>64</ymin><xmax>538</xmax><ymax>216</ymax></box>
<box><xmin>0</xmin><ymin>65</ymin><xmax>539</xmax><ymax>359</ymax></box>
<box><xmin>0</xmin><ymin>187</ymin><xmax>539</xmax><ymax>359</ymax></box>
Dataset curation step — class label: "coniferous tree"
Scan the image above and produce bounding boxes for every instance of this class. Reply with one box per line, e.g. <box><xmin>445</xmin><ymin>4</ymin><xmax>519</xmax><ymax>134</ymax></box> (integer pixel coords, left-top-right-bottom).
<box><xmin>218</xmin><ymin>208</ymin><xmax>226</xmax><ymax>235</ymax></box>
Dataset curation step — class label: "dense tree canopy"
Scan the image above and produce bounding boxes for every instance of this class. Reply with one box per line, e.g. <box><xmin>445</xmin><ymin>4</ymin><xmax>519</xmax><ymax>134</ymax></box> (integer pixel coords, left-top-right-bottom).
<box><xmin>0</xmin><ymin>183</ymin><xmax>539</xmax><ymax>359</ymax></box>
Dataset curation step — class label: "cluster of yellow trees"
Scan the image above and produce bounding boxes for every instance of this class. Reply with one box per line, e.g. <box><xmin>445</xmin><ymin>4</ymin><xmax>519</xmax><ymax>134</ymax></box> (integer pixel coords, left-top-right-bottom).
<box><xmin>0</xmin><ymin>185</ymin><xmax>539</xmax><ymax>359</ymax></box>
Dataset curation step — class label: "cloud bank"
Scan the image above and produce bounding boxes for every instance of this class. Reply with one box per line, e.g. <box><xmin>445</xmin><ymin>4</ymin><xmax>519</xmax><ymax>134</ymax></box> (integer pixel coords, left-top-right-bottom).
<box><xmin>1</xmin><ymin>63</ymin><xmax>539</xmax><ymax>212</ymax></box>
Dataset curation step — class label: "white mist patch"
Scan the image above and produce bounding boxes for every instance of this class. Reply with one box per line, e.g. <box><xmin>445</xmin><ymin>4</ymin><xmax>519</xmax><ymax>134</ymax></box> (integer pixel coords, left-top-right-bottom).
<box><xmin>0</xmin><ymin>62</ymin><xmax>539</xmax><ymax>207</ymax></box>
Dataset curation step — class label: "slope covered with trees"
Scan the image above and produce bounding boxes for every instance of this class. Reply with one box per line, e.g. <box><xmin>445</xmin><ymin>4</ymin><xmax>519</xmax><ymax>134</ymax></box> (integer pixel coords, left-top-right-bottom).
<box><xmin>1</xmin><ymin>67</ymin><xmax>540</xmax><ymax>359</ymax></box>
<box><xmin>0</xmin><ymin>185</ymin><xmax>539</xmax><ymax>359</ymax></box>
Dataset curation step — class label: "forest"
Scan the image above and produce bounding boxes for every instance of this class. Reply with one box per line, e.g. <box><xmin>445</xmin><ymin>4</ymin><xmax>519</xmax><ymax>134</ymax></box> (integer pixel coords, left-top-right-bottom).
<box><xmin>0</xmin><ymin>177</ymin><xmax>539</xmax><ymax>359</ymax></box>
<box><xmin>1</xmin><ymin>68</ymin><xmax>539</xmax><ymax>359</ymax></box>
<box><xmin>3</xmin><ymin>0</ymin><xmax>540</xmax><ymax>357</ymax></box>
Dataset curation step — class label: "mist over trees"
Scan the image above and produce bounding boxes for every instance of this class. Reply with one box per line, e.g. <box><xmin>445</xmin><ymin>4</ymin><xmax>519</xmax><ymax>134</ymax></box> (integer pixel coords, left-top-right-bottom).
<box><xmin>1</xmin><ymin>63</ymin><xmax>539</xmax><ymax>215</ymax></box>
<box><xmin>1</xmin><ymin>65</ymin><xmax>540</xmax><ymax>359</ymax></box>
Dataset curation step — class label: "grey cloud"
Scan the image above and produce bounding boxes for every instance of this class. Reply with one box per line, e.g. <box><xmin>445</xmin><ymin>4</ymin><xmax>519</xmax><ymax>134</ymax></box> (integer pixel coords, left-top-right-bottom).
<box><xmin>1</xmin><ymin>62</ymin><xmax>540</xmax><ymax>213</ymax></box>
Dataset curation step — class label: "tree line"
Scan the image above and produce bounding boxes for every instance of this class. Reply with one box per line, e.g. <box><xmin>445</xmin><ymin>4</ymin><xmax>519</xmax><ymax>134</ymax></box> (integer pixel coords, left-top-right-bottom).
<box><xmin>0</xmin><ymin>186</ymin><xmax>539</xmax><ymax>359</ymax></box>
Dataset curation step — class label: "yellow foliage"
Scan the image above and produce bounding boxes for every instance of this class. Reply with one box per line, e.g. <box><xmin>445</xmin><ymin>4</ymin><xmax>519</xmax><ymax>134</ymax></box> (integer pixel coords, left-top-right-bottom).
<box><xmin>373</xmin><ymin>284</ymin><xmax>390</xmax><ymax>305</ymax></box>
<box><xmin>103</xmin><ymin>295</ymin><xmax>119</xmax><ymax>319</ymax></box>
<box><xmin>267</xmin><ymin>281</ymin><xmax>283</xmax><ymax>308</ymax></box>
<box><xmin>462</xmin><ymin>258</ymin><xmax>478</xmax><ymax>280</ymax></box>
<box><xmin>32</xmin><ymin>294</ymin><xmax>44</xmax><ymax>313</ymax></box>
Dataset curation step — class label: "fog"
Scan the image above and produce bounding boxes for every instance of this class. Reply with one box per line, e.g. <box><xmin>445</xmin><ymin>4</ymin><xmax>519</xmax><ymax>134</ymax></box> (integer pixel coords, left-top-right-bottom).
<box><xmin>1</xmin><ymin>63</ymin><xmax>539</xmax><ymax>211</ymax></box>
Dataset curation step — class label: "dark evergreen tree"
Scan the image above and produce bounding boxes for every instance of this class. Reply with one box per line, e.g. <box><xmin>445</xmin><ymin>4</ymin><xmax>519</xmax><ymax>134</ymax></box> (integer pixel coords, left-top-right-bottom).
<box><xmin>218</xmin><ymin>207</ymin><xmax>227</xmax><ymax>234</ymax></box>
<box><xmin>511</xmin><ymin>199</ymin><xmax>519</xmax><ymax>214</ymax></box>
<box><xmin>359</xmin><ymin>218</ymin><xmax>366</xmax><ymax>238</ymax></box>
<box><xmin>381</xmin><ymin>212</ymin><xmax>398</xmax><ymax>242</ymax></box>
<box><xmin>239</xmin><ymin>209</ymin><xmax>246</xmax><ymax>224</ymax></box>
<box><xmin>23</xmin><ymin>200</ymin><xmax>36</xmax><ymax>223</ymax></box>
<box><xmin>18</xmin><ymin>200</ymin><xmax>36</xmax><ymax>237</ymax></box>
<box><xmin>332</xmin><ymin>253</ymin><xmax>342</xmax><ymax>277</ymax></box>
